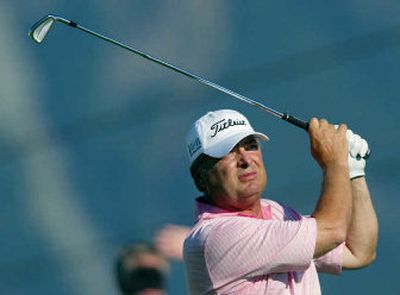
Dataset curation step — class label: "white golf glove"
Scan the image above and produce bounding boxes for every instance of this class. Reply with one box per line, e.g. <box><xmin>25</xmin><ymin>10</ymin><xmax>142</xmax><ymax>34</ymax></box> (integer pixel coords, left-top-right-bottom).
<box><xmin>346</xmin><ymin>129</ymin><xmax>369</xmax><ymax>179</ymax></box>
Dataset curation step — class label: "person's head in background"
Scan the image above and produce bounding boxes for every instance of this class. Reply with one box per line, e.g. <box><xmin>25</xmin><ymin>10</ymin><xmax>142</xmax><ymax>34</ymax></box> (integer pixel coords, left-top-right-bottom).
<box><xmin>115</xmin><ymin>243</ymin><xmax>169</xmax><ymax>295</ymax></box>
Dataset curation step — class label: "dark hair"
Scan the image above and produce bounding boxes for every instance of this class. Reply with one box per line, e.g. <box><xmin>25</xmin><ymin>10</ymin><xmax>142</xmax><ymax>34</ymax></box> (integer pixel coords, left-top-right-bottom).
<box><xmin>190</xmin><ymin>154</ymin><xmax>220</xmax><ymax>192</ymax></box>
<box><xmin>115</xmin><ymin>243</ymin><xmax>167</xmax><ymax>295</ymax></box>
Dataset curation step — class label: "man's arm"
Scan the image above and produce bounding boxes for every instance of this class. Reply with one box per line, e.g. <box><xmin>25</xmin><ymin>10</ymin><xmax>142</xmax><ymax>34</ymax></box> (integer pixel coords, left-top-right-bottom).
<box><xmin>308</xmin><ymin>118</ymin><xmax>352</xmax><ymax>258</ymax></box>
<box><xmin>342</xmin><ymin>177</ymin><xmax>378</xmax><ymax>269</ymax></box>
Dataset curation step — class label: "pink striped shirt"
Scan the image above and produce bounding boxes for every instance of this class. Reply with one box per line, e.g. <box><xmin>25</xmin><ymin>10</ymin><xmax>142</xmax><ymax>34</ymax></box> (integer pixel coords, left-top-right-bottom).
<box><xmin>183</xmin><ymin>198</ymin><xmax>343</xmax><ymax>294</ymax></box>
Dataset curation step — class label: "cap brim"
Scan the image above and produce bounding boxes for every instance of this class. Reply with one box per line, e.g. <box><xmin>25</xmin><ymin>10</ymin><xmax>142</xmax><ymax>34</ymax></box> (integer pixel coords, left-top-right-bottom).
<box><xmin>204</xmin><ymin>131</ymin><xmax>269</xmax><ymax>159</ymax></box>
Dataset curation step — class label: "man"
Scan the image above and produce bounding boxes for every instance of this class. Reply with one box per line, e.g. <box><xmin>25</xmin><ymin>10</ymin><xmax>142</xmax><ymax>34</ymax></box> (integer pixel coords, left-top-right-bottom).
<box><xmin>183</xmin><ymin>109</ymin><xmax>378</xmax><ymax>294</ymax></box>
<box><xmin>115</xmin><ymin>243</ymin><xmax>169</xmax><ymax>295</ymax></box>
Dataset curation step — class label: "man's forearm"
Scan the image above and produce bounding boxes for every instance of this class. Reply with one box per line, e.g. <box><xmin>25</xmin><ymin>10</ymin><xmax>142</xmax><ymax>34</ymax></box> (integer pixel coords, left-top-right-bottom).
<box><xmin>312</xmin><ymin>164</ymin><xmax>352</xmax><ymax>258</ymax></box>
<box><xmin>345</xmin><ymin>177</ymin><xmax>378</xmax><ymax>266</ymax></box>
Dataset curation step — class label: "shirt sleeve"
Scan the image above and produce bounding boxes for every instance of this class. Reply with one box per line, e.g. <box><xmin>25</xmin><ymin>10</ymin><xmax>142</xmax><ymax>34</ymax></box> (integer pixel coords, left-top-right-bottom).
<box><xmin>203</xmin><ymin>215</ymin><xmax>317</xmax><ymax>286</ymax></box>
<box><xmin>314</xmin><ymin>242</ymin><xmax>344</xmax><ymax>274</ymax></box>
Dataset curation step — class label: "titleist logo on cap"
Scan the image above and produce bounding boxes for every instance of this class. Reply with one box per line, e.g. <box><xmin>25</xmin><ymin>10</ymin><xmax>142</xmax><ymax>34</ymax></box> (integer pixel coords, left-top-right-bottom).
<box><xmin>210</xmin><ymin>118</ymin><xmax>246</xmax><ymax>138</ymax></box>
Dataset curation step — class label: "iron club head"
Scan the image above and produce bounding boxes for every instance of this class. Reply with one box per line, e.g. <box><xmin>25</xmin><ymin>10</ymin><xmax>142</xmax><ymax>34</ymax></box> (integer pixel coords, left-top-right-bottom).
<box><xmin>29</xmin><ymin>14</ymin><xmax>74</xmax><ymax>43</ymax></box>
<box><xmin>29</xmin><ymin>14</ymin><xmax>58</xmax><ymax>43</ymax></box>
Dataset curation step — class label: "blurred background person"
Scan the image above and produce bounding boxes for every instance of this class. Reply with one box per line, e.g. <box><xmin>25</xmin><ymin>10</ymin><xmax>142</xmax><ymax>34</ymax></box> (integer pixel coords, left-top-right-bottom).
<box><xmin>115</xmin><ymin>243</ymin><xmax>169</xmax><ymax>295</ymax></box>
<box><xmin>155</xmin><ymin>224</ymin><xmax>190</xmax><ymax>261</ymax></box>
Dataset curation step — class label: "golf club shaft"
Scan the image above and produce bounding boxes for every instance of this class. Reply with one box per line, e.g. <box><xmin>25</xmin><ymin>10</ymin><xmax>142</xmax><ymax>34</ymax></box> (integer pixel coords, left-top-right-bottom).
<box><xmin>47</xmin><ymin>16</ymin><xmax>310</xmax><ymax>131</ymax></box>
<box><xmin>30</xmin><ymin>14</ymin><xmax>373</xmax><ymax>159</ymax></box>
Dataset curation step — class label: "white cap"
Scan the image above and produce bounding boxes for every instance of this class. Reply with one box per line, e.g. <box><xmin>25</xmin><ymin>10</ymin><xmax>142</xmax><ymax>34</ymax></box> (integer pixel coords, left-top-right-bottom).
<box><xmin>186</xmin><ymin>109</ymin><xmax>269</xmax><ymax>165</ymax></box>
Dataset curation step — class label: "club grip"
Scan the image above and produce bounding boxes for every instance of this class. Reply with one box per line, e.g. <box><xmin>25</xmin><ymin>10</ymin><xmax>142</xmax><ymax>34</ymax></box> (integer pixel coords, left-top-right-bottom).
<box><xmin>281</xmin><ymin>113</ymin><xmax>309</xmax><ymax>131</ymax></box>
<box><xmin>282</xmin><ymin>113</ymin><xmax>371</xmax><ymax>160</ymax></box>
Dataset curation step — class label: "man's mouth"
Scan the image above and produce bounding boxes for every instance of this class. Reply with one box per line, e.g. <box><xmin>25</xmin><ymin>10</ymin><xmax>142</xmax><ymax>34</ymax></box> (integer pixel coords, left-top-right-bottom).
<box><xmin>238</xmin><ymin>172</ymin><xmax>257</xmax><ymax>181</ymax></box>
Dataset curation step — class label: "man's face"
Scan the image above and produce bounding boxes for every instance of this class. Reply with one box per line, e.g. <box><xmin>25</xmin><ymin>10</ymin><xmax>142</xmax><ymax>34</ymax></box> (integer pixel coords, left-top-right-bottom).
<box><xmin>204</xmin><ymin>136</ymin><xmax>267</xmax><ymax>210</ymax></box>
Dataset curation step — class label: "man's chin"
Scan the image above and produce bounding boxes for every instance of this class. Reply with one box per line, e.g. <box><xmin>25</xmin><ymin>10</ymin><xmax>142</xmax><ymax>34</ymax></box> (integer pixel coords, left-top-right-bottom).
<box><xmin>237</xmin><ymin>188</ymin><xmax>263</xmax><ymax>200</ymax></box>
<box><xmin>239</xmin><ymin>181</ymin><xmax>264</xmax><ymax>194</ymax></box>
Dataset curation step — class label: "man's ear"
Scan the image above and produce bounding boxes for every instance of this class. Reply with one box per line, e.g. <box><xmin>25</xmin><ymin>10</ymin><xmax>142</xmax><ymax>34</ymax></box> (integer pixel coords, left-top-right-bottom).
<box><xmin>195</xmin><ymin>167</ymin><xmax>208</xmax><ymax>192</ymax></box>
<box><xmin>197</xmin><ymin>171</ymin><xmax>207</xmax><ymax>192</ymax></box>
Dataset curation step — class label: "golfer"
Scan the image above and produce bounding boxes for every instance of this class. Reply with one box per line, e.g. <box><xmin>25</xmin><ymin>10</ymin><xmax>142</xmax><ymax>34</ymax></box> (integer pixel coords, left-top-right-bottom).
<box><xmin>183</xmin><ymin>109</ymin><xmax>378</xmax><ymax>294</ymax></box>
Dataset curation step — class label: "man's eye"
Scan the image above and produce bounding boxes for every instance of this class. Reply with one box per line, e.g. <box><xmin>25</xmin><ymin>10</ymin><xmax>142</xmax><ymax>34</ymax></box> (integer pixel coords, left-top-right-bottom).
<box><xmin>245</xmin><ymin>142</ymin><xmax>259</xmax><ymax>151</ymax></box>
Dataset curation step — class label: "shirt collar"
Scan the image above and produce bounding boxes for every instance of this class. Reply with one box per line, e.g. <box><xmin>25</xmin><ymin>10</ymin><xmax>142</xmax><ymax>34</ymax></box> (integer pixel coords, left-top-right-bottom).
<box><xmin>195</xmin><ymin>196</ymin><xmax>272</xmax><ymax>221</ymax></box>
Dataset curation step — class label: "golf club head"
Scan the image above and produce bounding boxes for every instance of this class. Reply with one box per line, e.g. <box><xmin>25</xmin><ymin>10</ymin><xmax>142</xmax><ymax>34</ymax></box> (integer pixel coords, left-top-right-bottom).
<box><xmin>29</xmin><ymin>14</ymin><xmax>57</xmax><ymax>43</ymax></box>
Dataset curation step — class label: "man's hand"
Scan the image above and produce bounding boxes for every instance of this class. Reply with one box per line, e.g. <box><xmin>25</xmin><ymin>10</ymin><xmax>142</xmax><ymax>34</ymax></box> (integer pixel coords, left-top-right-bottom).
<box><xmin>346</xmin><ymin>129</ymin><xmax>368</xmax><ymax>179</ymax></box>
<box><xmin>309</xmin><ymin>118</ymin><xmax>348</xmax><ymax>170</ymax></box>
<box><xmin>154</xmin><ymin>224</ymin><xmax>190</xmax><ymax>261</ymax></box>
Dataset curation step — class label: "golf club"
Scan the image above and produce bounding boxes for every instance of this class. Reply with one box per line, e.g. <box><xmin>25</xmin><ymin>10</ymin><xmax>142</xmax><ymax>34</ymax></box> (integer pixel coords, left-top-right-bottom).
<box><xmin>28</xmin><ymin>14</ymin><xmax>370</xmax><ymax>159</ymax></box>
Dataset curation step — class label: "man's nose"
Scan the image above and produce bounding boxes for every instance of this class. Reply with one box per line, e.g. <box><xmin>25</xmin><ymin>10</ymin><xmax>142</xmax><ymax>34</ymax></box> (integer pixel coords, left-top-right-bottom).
<box><xmin>236</xmin><ymin>147</ymin><xmax>251</xmax><ymax>168</ymax></box>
